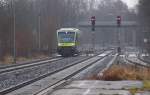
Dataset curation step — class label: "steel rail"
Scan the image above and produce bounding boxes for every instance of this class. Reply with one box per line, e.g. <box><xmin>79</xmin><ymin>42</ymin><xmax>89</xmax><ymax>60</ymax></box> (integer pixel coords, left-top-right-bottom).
<box><xmin>125</xmin><ymin>55</ymin><xmax>150</xmax><ymax>68</ymax></box>
<box><xmin>0</xmin><ymin>57</ymin><xmax>59</xmax><ymax>69</ymax></box>
<box><xmin>35</xmin><ymin>51</ymin><xmax>113</xmax><ymax>95</ymax></box>
<box><xmin>0</xmin><ymin>51</ymin><xmax>112</xmax><ymax>95</ymax></box>
<box><xmin>0</xmin><ymin>57</ymin><xmax>63</xmax><ymax>74</ymax></box>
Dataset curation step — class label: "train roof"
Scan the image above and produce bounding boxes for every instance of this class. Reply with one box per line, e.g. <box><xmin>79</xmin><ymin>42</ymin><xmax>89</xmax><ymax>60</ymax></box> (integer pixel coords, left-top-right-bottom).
<box><xmin>57</xmin><ymin>28</ymin><xmax>80</xmax><ymax>32</ymax></box>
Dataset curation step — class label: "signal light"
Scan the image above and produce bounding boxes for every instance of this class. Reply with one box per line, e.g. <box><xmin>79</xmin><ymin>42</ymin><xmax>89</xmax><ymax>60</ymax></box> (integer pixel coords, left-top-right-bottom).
<box><xmin>117</xmin><ymin>16</ymin><xmax>121</xmax><ymax>27</ymax></box>
<box><xmin>91</xmin><ymin>16</ymin><xmax>96</xmax><ymax>31</ymax></box>
<box><xmin>91</xmin><ymin>16</ymin><xmax>95</xmax><ymax>25</ymax></box>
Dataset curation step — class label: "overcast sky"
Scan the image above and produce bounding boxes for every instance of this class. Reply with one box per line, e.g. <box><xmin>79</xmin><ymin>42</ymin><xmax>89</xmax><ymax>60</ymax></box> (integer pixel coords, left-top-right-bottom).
<box><xmin>121</xmin><ymin>0</ymin><xmax>139</xmax><ymax>8</ymax></box>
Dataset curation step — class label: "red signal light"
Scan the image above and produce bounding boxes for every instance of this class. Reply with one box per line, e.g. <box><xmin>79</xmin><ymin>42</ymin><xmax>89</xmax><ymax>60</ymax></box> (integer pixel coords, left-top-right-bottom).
<box><xmin>91</xmin><ymin>16</ymin><xmax>96</xmax><ymax>31</ymax></box>
<box><xmin>91</xmin><ymin>16</ymin><xmax>96</xmax><ymax>25</ymax></box>
<box><xmin>117</xmin><ymin>16</ymin><xmax>121</xmax><ymax>26</ymax></box>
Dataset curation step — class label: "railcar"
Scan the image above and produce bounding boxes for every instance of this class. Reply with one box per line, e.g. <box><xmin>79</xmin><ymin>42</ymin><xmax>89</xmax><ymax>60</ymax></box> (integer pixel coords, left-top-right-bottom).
<box><xmin>57</xmin><ymin>28</ymin><xmax>81</xmax><ymax>57</ymax></box>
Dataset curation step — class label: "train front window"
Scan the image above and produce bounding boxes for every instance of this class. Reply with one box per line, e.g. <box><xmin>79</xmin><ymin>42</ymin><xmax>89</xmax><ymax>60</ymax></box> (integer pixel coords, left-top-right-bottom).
<box><xmin>58</xmin><ymin>32</ymin><xmax>75</xmax><ymax>43</ymax></box>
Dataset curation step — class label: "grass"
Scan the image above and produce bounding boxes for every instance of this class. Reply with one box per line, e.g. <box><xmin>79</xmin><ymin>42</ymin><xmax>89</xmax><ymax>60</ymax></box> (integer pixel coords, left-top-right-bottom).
<box><xmin>129</xmin><ymin>81</ymin><xmax>150</xmax><ymax>95</ymax></box>
<box><xmin>87</xmin><ymin>64</ymin><xmax>150</xmax><ymax>95</ymax></box>
<box><xmin>89</xmin><ymin>64</ymin><xmax>150</xmax><ymax>81</ymax></box>
<box><xmin>0</xmin><ymin>54</ymin><xmax>49</xmax><ymax>64</ymax></box>
<box><xmin>143</xmin><ymin>80</ymin><xmax>150</xmax><ymax>90</ymax></box>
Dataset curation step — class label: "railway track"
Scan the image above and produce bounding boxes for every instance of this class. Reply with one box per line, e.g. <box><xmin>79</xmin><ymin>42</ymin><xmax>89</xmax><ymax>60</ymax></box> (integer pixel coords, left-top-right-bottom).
<box><xmin>0</xmin><ymin>57</ymin><xmax>62</xmax><ymax>74</ymax></box>
<box><xmin>138</xmin><ymin>54</ymin><xmax>150</xmax><ymax>65</ymax></box>
<box><xmin>0</xmin><ymin>50</ymin><xmax>104</xmax><ymax>73</ymax></box>
<box><xmin>35</xmin><ymin>51</ymin><xmax>115</xmax><ymax>95</ymax></box>
<box><xmin>0</xmin><ymin>50</ymin><xmax>113</xmax><ymax>95</ymax></box>
<box><xmin>125</xmin><ymin>53</ymin><xmax>150</xmax><ymax>68</ymax></box>
<box><xmin>0</xmin><ymin>56</ymin><xmax>92</xmax><ymax>93</ymax></box>
<box><xmin>0</xmin><ymin>56</ymin><xmax>59</xmax><ymax>69</ymax></box>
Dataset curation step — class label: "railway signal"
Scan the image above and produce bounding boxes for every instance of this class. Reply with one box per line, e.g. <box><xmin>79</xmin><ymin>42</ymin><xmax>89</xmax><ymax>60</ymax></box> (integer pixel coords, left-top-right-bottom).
<box><xmin>116</xmin><ymin>16</ymin><xmax>121</xmax><ymax>56</ymax></box>
<box><xmin>117</xmin><ymin>16</ymin><xmax>121</xmax><ymax>27</ymax></box>
<box><xmin>91</xmin><ymin>16</ymin><xmax>96</xmax><ymax>31</ymax></box>
<box><xmin>90</xmin><ymin>16</ymin><xmax>96</xmax><ymax>52</ymax></box>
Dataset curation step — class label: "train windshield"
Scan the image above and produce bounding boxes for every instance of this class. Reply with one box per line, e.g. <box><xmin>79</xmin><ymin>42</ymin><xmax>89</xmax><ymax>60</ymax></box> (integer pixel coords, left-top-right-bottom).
<box><xmin>58</xmin><ymin>32</ymin><xmax>75</xmax><ymax>43</ymax></box>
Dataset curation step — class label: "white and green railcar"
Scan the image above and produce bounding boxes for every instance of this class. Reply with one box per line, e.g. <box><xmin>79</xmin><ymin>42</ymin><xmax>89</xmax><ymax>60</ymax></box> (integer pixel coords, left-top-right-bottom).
<box><xmin>57</xmin><ymin>28</ymin><xmax>81</xmax><ymax>57</ymax></box>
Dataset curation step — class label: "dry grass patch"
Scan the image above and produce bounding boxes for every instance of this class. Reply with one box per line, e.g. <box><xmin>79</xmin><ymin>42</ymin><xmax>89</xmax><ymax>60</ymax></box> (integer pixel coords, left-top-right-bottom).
<box><xmin>3</xmin><ymin>55</ymin><xmax>14</xmax><ymax>64</ymax></box>
<box><xmin>87</xmin><ymin>64</ymin><xmax>150</xmax><ymax>81</ymax></box>
<box><xmin>129</xmin><ymin>81</ymin><xmax>150</xmax><ymax>95</ymax></box>
<box><xmin>87</xmin><ymin>64</ymin><xmax>150</xmax><ymax>94</ymax></box>
<box><xmin>17</xmin><ymin>57</ymin><xmax>31</xmax><ymax>62</ymax></box>
<box><xmin>0</xmin><ymin>53</ymin><xmax>49</xmax><ymax>64</ymax></box>
<box><xmin>99</xmin><ymin>65</ymin><xmax>150</xmax><ymax>81</ymax></box>
<box><xmin>143</xmin><ymin>81</ymin><xmax>150</xmax><ymax>90</ymax></box>
<box><xmin>32</xmin><ymin>53</ymin><xmax>49</xmax><ymax>59</ymax></box>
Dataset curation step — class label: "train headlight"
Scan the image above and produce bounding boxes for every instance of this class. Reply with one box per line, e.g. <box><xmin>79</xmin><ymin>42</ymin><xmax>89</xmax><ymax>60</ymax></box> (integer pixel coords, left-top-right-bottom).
<box><xmin>58</xmin><ymin>43</ymin><xmax>63</xmax><ymax>46</ymax></box>
<box><xmin>71</xmin><ymin>43</ymin><xmax>75</xmax><ymax>46</ymax></box>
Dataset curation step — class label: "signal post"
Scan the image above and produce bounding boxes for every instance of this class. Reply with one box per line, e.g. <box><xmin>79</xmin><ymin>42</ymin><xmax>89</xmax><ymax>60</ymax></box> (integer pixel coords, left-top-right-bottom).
<box><xmin>91</xmin><ymin>16</ymin><xmax>96</xmax><ymax>53</ymax></box>
<box><xmin>116</xmin><ymin>16</ymin><xmax>122</xmax><ymax>65</ymax></box>
<box><xmin>116</xmin><ymin>16</ymin><xmax>121</xmax><ymax>55</ymax></box>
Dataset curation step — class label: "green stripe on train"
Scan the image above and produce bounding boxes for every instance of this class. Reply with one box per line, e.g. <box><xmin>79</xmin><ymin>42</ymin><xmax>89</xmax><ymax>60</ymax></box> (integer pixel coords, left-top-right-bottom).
<box><xmin>58</xmin><ymin>43</ymin><xmax>75</xmax><ymax>46</ymax></box>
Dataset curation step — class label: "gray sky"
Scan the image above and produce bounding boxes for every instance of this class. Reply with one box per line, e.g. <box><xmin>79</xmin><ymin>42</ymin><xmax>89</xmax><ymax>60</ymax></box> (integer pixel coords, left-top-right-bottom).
<box><xmin>121</xmin><ymin>0</ymin><xmax>139</xmax><ymax>8</ymax></box>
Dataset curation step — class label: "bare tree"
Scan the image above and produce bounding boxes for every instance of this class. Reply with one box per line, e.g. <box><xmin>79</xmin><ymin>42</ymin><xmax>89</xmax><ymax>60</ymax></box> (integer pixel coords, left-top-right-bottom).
<box><xmin>0</xmin><ymin>0</ymin><xmax>90</xmax><ymax>59</ymax></box>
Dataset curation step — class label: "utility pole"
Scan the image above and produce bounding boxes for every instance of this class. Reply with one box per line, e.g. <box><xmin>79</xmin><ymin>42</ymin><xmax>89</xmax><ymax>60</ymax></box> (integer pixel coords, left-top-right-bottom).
<box><xmin>12</xmin><ymin>0</ymin><xmax>16</xmax><ymax>64</ymax></box>
<box><xmin>38</xmin><ymin>0</ymin><xmax>41</xmax><ymax>52</ymax></box>
<box><xmin>38</xmin><ymin>14</ymin><xmax>41</xmax><ymax>52</ymax></box>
